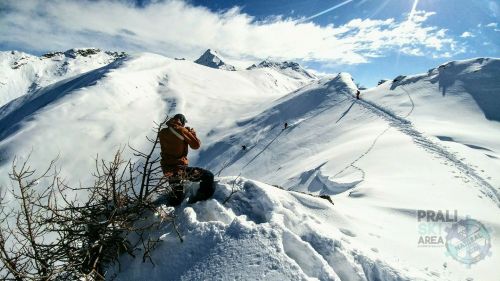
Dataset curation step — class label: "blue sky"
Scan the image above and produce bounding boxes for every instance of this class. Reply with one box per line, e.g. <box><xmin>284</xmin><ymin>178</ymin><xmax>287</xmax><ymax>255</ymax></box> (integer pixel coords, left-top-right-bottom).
<box><xmin>1</xmin><ymin>0</ymin><xmax>498</xmax><ymax>86</ymax></box>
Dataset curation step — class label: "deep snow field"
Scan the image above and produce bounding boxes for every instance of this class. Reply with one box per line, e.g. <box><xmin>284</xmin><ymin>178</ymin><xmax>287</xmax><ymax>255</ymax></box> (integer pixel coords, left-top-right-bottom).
<box><xmin>0</xmin><ymin>49</ymin><xmax>499</xmax><ymax>280</ymax></box>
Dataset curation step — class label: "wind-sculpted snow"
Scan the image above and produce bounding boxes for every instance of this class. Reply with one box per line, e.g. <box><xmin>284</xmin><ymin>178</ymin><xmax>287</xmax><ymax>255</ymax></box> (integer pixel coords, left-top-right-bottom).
<box><xmin>114</xmin><ymin>178</ymin><xmax>430</xmax><ymax>281</ymax></box>
<box><xmin>430</xmin><ymin>58</ymin><xmax>500</xmax><ymax>122</ymax></box>
<box><xmin>289</xmin><ymin>162</ymin><xmax>363</xmax><ymax>196</ymax></box>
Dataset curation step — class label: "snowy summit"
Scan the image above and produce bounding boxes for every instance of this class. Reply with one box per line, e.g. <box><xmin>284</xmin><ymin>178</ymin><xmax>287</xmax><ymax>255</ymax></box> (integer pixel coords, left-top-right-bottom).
<box><xmin>248</xmin><ymin>60</ymin><xmax>317</xmax><ymax>79</ymax></box>
<box><xmin>194</xmin><ymin>49</ymin><xmax>236</xmax><ymax>71</ymax></box>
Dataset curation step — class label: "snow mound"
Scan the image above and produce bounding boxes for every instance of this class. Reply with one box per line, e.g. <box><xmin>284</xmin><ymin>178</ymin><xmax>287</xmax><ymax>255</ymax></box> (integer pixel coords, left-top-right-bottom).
<box><xmin>113</xmin><ymin>177</ymin><xmax>430</xmax><ymax>281</ymax></box>
<box><xmin>248</xmin><ymin>60</ymin><xmax>316</xmax><ymax>79</ymax></box>
<box><xmin>194</xmin><ymin>49</ymin><xmax>236</xmax><ymax>71</ymax></box>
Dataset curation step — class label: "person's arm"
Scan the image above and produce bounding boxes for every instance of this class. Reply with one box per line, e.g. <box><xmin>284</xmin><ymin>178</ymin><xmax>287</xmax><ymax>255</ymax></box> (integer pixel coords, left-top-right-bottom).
<box><xmin>182</xmin><ymin>127</ymin><xmax>201</xmax><ymax>149</ymax></box>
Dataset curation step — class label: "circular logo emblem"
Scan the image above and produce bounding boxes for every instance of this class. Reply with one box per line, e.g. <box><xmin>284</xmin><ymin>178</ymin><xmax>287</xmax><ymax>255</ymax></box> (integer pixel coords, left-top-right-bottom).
<box><xmin>445</xmin><ymin>218</ymin><xmax>491</xmax><ymax>266</ymax></box>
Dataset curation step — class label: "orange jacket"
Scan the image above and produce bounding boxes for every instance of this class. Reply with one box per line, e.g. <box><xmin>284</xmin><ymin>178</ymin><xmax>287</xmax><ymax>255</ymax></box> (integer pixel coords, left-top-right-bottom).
<box><xmin>159</xmin><ymin>118</ymin><xmax>201</xmax><ymax>167</ymax></box>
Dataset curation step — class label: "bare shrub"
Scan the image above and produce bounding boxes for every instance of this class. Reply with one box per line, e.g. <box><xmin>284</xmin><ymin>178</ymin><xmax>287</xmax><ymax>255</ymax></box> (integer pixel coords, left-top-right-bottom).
<box><xmin>0</xmin><ymin>118</ymin><xmax>182</xmax><ymax>280</ymax></box>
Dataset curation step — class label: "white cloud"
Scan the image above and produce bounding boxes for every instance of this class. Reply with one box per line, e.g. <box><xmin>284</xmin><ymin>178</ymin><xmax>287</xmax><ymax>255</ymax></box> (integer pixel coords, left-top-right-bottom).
<box><xmin>486</xmin><ymin>22</ymin><xmax>498</xmax><ymax>28</ymax></box>
<box><xmin>303</xmin><ymin>68</ymin><xmax>336</xmax><ymax>78</ymax></box>
<box><xmin>460</xmin><ymin>31</ymin><xmax>474</xmax><ymax>38</ymax></box>
<box><xmin>0</xmin><ymin>0</ymin><xmax>461</xmax><ymax>65</ymax></box>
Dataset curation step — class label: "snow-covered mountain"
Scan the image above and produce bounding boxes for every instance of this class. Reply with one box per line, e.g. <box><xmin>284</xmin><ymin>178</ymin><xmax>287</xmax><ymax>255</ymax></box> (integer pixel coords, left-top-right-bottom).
<box><xmin>0</xmin><ymin>51</ymin><xmax>314</xmax><ymax>189</ymax></box>
<box><xmin>190</xmin><ymin>60</ymin><xmax>500</xmax><ymax>280</ymax></box>
<box><xmin>0</xmin><ymin>48</ymin><xmax>125</xmax><ymax>106</ymax></box>
<box><xmin>247</xmin><ymin>60</ymin><xmax>317</xmax><ymax>80</ymax></box>
<box><xmin>0</xmin><ymin>51</ymin><xmax>498</xmax><ymax>281</ymax></box>
<box><xmin>194</xmin><ymin>49</ymin><xmax>236</xmax><ymax>71</ymax></box>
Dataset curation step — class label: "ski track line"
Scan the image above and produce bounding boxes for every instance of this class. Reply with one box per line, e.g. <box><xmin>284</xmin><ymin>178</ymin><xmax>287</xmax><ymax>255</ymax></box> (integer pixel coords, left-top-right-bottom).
<box><xmin>351</xmin><ymin>164</ymin><xmax>366</xmax><ymax>182</ymax></box>
<box><xmin>218</xmin><ymin>89</ymin><xmax>351</xmax><ymax>178</ymax></box>
<box><xmin>400</xmin><ymin>86</ymin><xmax>415</xmax><ymax>118</ymax></box>
<box><xmin>333</xmin><ymin>88</ymin><xmax>399</xmax><ymax>180</ymax></box>
<box><xmin>242</xmin><ymin>126</ymin><xmax>285</xmax><ymax>171</ymax></box>
<box><xmin>333</xmin><ymin>86</ymin><xmax>413</xmax><ymax>194</ymax></box>
<box><xmin>333</xmin><ymin>125</ymin><xmax>391</xmax><ymax>179</ymax></box>
<box><xmin>342</xmin><ymin>90</ymin><xmax>500</xmax><ymax>207</ymax></box>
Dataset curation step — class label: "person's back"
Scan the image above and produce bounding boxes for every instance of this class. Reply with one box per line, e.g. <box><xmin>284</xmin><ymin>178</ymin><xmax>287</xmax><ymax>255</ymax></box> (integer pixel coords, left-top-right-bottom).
<box><xmin>159</xmin><ymin>117</ymin><xmax>200</xmax><ymax>168</ymax></box>
<box><xmin>159</xmin><ymin>114</ymin><xmax>214</xmax><ymax>205</ymax></box>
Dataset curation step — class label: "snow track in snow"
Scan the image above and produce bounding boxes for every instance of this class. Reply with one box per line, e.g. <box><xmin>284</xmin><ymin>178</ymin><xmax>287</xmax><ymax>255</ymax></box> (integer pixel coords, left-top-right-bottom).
<box><xmin>333</xmin><ymin>124</ymin><xmax>391</xmax><ymax>179</ymax></box>
<box><xmin>400</xmin><ymin>86</ymin><xmax>415</xmax><ymax>118</ymax></box>
<box><xmin>334</xmin><ymin>85</ymin><xmax>415</xmax><ymax>181</ymax></box>
<box><xmin>342</xmin><ymin>88</ymin><xmax>500</xmax><ymax>207</ymax></box>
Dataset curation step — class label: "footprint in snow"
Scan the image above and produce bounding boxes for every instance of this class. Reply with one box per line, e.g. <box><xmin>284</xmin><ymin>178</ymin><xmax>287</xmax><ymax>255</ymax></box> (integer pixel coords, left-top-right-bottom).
<box><xmin>339</xmin><ymin>228</ymin><xmax>356</xmax><ymax>237</ymax></box>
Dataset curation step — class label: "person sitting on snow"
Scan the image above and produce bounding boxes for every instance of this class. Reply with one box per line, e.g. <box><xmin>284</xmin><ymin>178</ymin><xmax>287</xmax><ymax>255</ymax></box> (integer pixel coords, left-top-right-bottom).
<box><xmin>158</xmin><ymin>113</ymin><xmax>215</xmax><ymax>206</ymax></box>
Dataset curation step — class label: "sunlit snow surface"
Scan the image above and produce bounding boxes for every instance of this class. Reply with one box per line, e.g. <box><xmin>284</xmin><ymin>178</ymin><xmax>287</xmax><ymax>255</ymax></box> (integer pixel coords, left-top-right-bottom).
<box><xmin>0</xmin><ymin>51</ymin><xmax>499</xmax><ymax>280</ymax></box>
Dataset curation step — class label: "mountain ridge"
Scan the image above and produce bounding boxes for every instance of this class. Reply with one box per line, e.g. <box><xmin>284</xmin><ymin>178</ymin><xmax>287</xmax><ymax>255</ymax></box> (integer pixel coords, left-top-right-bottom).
<box><xmin>247</xmin><ymin>59</ymin><xmax>316</xmax><ymax>79</ymax></box>
<box><xmin>0</xmin><ymin>48</ymin><xmax>125</xmax><ymax>107</ymax></box>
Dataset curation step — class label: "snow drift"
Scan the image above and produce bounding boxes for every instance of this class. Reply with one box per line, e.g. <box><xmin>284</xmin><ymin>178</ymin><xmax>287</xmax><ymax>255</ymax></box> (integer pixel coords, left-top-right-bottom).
<box><xmin>114</xmin><ymin>177</ymin><xmax>431</xmax><ymax>281</ymax></box>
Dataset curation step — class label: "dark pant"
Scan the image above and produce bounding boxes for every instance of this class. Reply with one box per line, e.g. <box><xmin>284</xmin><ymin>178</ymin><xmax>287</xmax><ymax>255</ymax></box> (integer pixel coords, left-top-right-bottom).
<box><xmin>164</xmin><ymin>166</ymin><xmax>215</xmax><ymax>206</ymax></box>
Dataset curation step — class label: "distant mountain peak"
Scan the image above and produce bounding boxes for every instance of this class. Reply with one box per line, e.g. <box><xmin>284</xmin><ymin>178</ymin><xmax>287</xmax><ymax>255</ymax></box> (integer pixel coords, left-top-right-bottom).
<box><xmin>194</xmin><ymin>49</ymin><xmax>236</xmax><ymax>71</ymax></box>
<box><xmin>39</xmin><ymin>48</ymin><xmax>126</xmax><ymax>59</ymax></box>
<box><xmin>247</xmin><ymin>60</ymin><xmax>316</xmax><ymax>79</ymax></box>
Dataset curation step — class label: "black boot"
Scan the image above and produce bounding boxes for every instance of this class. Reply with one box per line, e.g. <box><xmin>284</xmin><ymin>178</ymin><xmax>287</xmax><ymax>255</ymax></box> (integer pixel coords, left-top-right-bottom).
<box><xmin>188</xmin><ymin>169</ymin><xmax>215</xmax><ymax>203</ymax></box>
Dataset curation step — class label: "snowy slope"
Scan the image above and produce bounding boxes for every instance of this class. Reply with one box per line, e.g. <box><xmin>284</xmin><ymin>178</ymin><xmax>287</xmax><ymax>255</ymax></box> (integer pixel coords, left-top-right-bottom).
<box><xmin>0</xmin><ymin>52</ymin><xmax>499</xmax><ymax>281</ymax></box>
<box><xmin>0</xmin><ymin>48</ymin><xmax>125</xmax><ymax>106</ymax></box>
<box><xmin>362</xmin><ymin>58</ymin><xmax>500</xmax><ymax>190</ymax></box>
<box><xmin>194</xmin><ymin>66</ymin><xmax>500</xmax><ymax>280</ymax></box>
<box><xmin>0</xmin><ymin>52</ymin><xmax>314</xmax><ymax>191</ymax></box>
<box><xmin>194</xmin><ymin>49</ymin><xmax>236</xmax><ymax>71</ymax></box>
<box><xmin>114</xmin><ymin>178</ymin><xmax>430</xmax><ymax>281</ymax></box>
